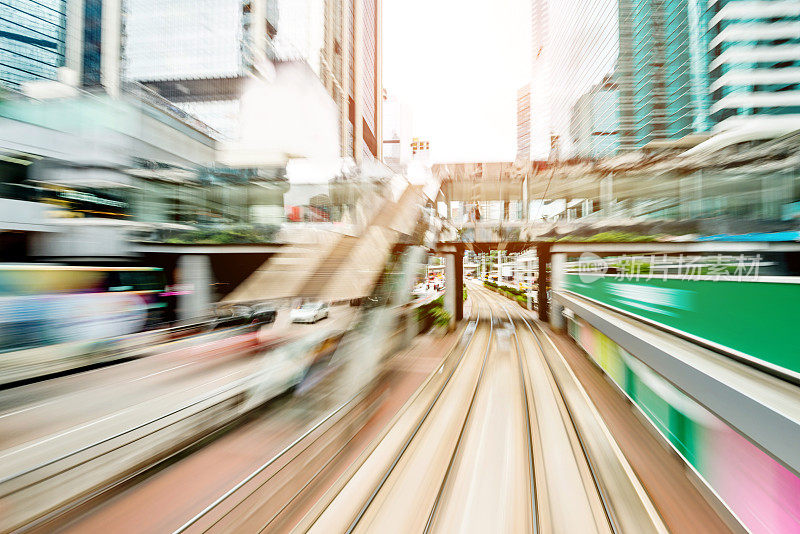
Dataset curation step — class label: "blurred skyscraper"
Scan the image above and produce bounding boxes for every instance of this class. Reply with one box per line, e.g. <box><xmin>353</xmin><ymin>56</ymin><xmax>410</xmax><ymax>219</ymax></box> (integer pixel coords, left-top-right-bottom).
<box><xmin>707</xmin><ymin>0</ymin><xmax>800</xmax><ymax>132</ymax></box>
<box><xmin>123</xmin><ymin>0</ymin><xmax>280</xmax><ymax>138</ymax></box>
<box><xmin>570</xmin><ymin>75</ymin><xmax>619</xmax><ymax>159</ymax></box>
<box><xmin>516</xmin><ymin>84</ymin><xmax>531</xmax><ymax>160</ymax></box>
<box><xmin>1</xmin><ymin>0</ymin><xmax>121</xmax><ymax>95</ymax></box>
<box><xmin>0</xmin><ymin>1</ymin><xmax>68</xmax><ymax>90</ymax></box>
<box><xmin>530</xmin><ymin>0</ymin><xmax>618</xmax><ymax>159</ymax></box>
<box><xmin>320</xmin><ymin>0</ymin><xmax>382</xmax><ymax>163</ymax></box>
<box><xmin>617</xmin><ymin>0</ymin><xmax>711</xmax><ymax>150</ymax></box>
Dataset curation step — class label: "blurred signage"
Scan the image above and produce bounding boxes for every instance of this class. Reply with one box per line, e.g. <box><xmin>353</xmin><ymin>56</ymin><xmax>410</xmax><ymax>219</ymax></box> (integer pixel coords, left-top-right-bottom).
<box><xmin>564</xmin><ymin>274</ymin><xmax>798</xmax><ymax>375</ymax></box>
<box><xmin>41</xmin><ymin>186</ymin><xmax>129</xmax><ymax>219</ymax></box>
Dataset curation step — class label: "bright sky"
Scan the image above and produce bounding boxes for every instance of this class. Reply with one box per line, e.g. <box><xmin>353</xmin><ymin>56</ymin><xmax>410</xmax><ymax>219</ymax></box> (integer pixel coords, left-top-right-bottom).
<box><xmin>382</xmin><ymin>0</ymin><xmax>531</xmax><ymax>164</ymax></box>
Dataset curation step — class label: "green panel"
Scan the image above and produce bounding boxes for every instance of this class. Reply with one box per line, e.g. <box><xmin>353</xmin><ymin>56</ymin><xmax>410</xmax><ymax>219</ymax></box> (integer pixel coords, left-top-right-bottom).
<box><xmin>564</xmin><ymin>274</ymin><xmax>799</xmax><ymax>374</ymax></box>
<box><xmin>624</xmin><ymin>364</ymin><xmax>636</xmax><ymax>398</ymax></box>
<box><xmin>635</xmin><ymin>377</ymin><xmax>671</xmax><ymax>437</ymax></box>
<box><xmin>669</xmin><ymin>408</ymin><xmax>701</xmax><ymax>468</ymax></box>
<box><xmin>600</xmin><ymin>333</ymin><xmax>626</xmax><ymax>385</ymax></box>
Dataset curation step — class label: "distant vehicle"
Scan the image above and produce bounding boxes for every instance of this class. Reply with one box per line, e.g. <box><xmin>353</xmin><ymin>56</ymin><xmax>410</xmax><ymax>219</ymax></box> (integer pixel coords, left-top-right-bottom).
<box><xmin>290</xmin><ymin>301</ymin><xmax>329</xmax><ymax>324</ymax></box>
<box><xmin>213</xmin><ymin>304</ymin><xmax>277</xmax><ymax>329</ymax></box>
<box><xmin>250</xmin><ymin>304</ymin><xmax>277</xmax><ymax>325</ymax></box>
<box><xmin>212</xmin><ymin>306</ymin><xmax>252</xmax><ymax>329</ymax></box>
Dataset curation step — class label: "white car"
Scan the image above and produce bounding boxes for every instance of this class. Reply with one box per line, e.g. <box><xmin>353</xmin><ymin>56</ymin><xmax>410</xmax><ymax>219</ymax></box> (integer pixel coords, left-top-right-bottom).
<box><xmin>290</xmin><ymin>302</ymin><xmax>329</xmax><ymax>324</ymax></box>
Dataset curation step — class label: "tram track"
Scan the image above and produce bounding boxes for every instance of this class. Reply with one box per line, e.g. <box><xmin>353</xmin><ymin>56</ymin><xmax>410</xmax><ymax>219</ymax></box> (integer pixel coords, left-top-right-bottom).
<box><xmin>509</xmin><ymin>295</ymin><xmax>667</xmax><ymax>533</ymax></box>
<box><xmin>488</xmin><ymin>283</ymin><xmax>667</xmax><ymax>533</ymax></box>
<box><xmin>293</xmin><ymin>295</ymin><xmax>492</xmax><ymax>532</ymax></box>
<box><xmin>298</xmin><ymin>290</ymin><xmax>536</xmax><ymax>532</ymax></box>
<box><xmin>409</xmin><ymin>290</ymin><xmax>495</xmax><ymax>533</ymax></box>
<box><xmin>152</xmin><ymin>282</ymin><xmax>667</xmax><ymax>534</ymax></box>
<box><xmin>298</xmin><ymin>282</ymin><xmax>666</xmax><ymax>533</ymax></box>
<box><xmin>331</xmin><ymin>297</ymin><xmax>492</xmax><ymax>532</ymax></box>
<box><xmin>419</xmin><ymin>289</ymin><xmax>533</xmax><ymax>533</ymax></box>
<box><xmin>491</xmin><ymin>291</ymin><xmax>611</xmax><ymax>533</ymax></box>
<box><xmin>157</xmin><ymin>298</ymin><xmax>484</xmax><ymax>534</ymax></box>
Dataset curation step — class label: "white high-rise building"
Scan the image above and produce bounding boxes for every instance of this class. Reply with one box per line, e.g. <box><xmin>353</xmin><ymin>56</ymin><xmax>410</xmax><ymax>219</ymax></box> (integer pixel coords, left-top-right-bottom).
<box><xmin>530</xmin><ymin>0</ymin><xmax>617</xmax><ymax>159</ymax></box>
<box><xmin>271</xmin><ymin>0</ymin><xmax>325</xmax><ymax>75</ymax></box>
<box><xmin>382</xmin><ymin>91</ymin><xmax>413</xmax><ymax>172</ymax></box>
<box><xmin>708</xmin><ymin>0</ymin><xmax>800</xmax><ymax>132</ymax></box>
<box><xmin>124</xmin><ymin>0</ymin><xmax>254</xmax><ymax>82</ymax></box>
<box><xmin>124</xmin><ymin>0</ymin><xmax>279</xmax><ymax>138</ymax></box>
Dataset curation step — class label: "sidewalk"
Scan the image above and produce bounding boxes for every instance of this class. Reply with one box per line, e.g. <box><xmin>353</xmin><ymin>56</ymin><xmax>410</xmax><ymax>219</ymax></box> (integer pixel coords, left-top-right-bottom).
<box><xmin>542</xmin><ymin>326</ymin><xmax>736</xmax><ymax>533</ymax></box>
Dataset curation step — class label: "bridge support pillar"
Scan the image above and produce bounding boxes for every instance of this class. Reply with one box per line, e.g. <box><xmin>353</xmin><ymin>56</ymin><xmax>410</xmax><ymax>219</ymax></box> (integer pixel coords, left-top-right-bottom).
<box><xmin>444</xmin><ymin>247</ymin><xmax>464</xmax><ymax>326</ymax></box>
<box><xmin>403</xmin><ymin>308</ymin><xmax>419</xmax><ymax>348</ymax></box>
<box><xmin>177</xmin><ymin>254</ymin><xmax>213</xmax><ymax>322</ymax></box>
<box><xmin>550</xmin><ymin>253</ymin><xmax>566</xmax><ymax>331</ymax></box>
<box><xmin>536</xmin><ymin>243</ymin><xmax>550</xmax><ymax>322</ymax></box>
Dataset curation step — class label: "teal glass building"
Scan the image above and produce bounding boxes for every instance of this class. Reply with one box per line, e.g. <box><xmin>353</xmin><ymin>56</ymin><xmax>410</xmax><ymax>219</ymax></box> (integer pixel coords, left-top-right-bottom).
<box><xmin>618</xmin><ymin>0</ymin><xmax>711</xmax><ymax>149</ymax></box>
<box><xmin>0</xmin><ymin>1</ymin><xmax>67</xmax><ymax>91</ymax></box>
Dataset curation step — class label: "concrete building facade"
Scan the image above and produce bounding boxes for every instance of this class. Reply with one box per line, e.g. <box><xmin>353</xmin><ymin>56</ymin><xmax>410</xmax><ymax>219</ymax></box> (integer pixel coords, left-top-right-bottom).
<box><xmin>516</xmin><ymin>83</ymin><xmax>531</xmax><ymax>160</ymax></box>
<box><xmin>320</xmin><ymin>0</ymin><xmax>382</xmax><ymax>163</ymax></box>
<box><xmin>570</xmin><ymin>76</ymin><xmax>619</xmax><ymax>159</ymax></box>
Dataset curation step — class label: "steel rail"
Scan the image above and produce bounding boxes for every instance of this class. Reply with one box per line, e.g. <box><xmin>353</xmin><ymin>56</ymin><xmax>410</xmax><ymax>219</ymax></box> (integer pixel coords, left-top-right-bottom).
<box><xmin>257</xmin><ymin>292</ymin><xmax>477</xmax><ymax>533</ymax></box>
<box><xmin>496</xmin><ymin>297</ymin><xmax>539</xmax><ymax>534</ymax></box>
<box><xmin>514</xmin><ymin>304</ymin><xmax>621</xmax><ymax>534</ymax></box>
<box><xmin>256</xmin><ymin>417</ymin><xmax>369</xmax><ymax>533</ymax></box>
<box><xmin>180</xmin><ymin>296</ymin><xmax>484</xmax><ymax>534</ymax></box>
<box><xmin>421</xmin><ymin>289</ymin><xmax>496</xmax><ymax>533</ymax></box>
<box><xmin>343</xmin><ymin>295</ymin><xmax>488</xmax><ymax>534</ymax></box>
<box><xmin>172</xmin><ymin>387</ymin><xmax>371</xmax><ymax>534</ymax></box>
<box><xmin>196</xmin><ymin>388</ymin><xmax>380</xmax><ymax>533</ymax></box>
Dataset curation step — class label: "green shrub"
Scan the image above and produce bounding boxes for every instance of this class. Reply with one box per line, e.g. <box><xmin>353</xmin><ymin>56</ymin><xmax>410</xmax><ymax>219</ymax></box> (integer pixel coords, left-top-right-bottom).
<box><xmin>431</xmin><ymin>307</ymin><xmax>452</xmax><ymax>328</ymax></box>
<box><xmin>162</xmin><ymin>225</ymin><xmax>279</xmax><ymax>244</ymax></box>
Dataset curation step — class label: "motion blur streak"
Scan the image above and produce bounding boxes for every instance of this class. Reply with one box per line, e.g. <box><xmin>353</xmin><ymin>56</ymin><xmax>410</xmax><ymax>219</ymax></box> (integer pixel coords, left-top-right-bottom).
<box><xmin>2</xmin><ymin>0</ymin><xmax>800</xmax><ymax>532</ymax></box>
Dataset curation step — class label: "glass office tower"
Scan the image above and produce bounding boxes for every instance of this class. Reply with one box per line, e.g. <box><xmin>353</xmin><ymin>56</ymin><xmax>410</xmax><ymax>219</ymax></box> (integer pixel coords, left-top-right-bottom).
<box><xmin>618</xmin><ymin>0</ymin><xmax>711</xmax><ymax>149</ymax></box>
<box><xmin>0</xmin><ymin>1</ymin><xmax>68</xmax><ymax>91</ymax></box>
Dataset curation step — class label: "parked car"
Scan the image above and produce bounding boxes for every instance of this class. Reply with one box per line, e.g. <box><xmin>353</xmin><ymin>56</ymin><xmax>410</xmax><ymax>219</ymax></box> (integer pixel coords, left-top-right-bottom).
<box><xmin>211</xmin><ymin>305</ymin><xmax>252</xmax><ymax>329</ymax></box>
<box><xmin>290</xmin><ymin>301</ymin><xmax>329</xmax><ymax>324</ymax></box>
<box><xmin>212</xmin><ymin>303</ymin><xmax>276</xmax><ymax>329</ymax></box>
<box><xmin>250</xmin><ymin>304</ymin><xmax>277</xmax><ymax>325</ymax></box>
